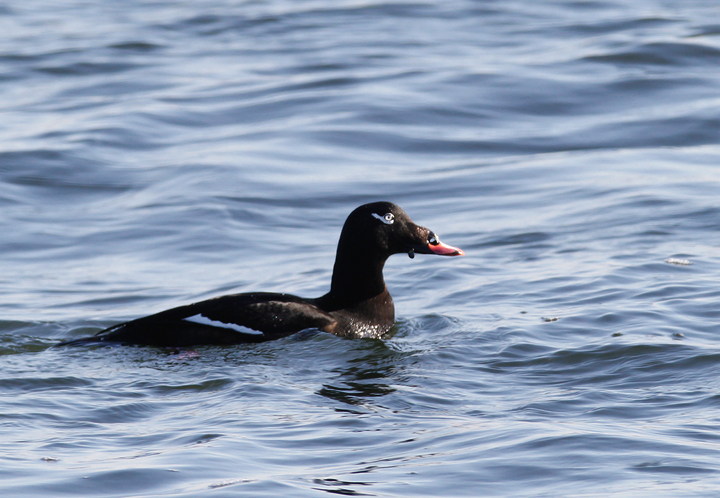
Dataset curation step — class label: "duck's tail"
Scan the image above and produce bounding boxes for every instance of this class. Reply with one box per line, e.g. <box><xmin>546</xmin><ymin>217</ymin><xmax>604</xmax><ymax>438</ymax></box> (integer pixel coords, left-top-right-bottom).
<box><xmin>55</xmin><ymin>324</ymin><xmax>122</xmax><ymax>347</ymax></box>
<box><xmin>54</xmin><ymin>336</ymin><xmax>107</xmax><ymax>347</ymax></box>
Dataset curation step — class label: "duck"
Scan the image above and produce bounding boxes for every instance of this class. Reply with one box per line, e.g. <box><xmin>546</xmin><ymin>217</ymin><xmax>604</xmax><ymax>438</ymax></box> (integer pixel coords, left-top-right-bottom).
<box><xmin>59</xmin><ymin>202</ymin><xmax>463</xmax><ymax>347</ymax></box>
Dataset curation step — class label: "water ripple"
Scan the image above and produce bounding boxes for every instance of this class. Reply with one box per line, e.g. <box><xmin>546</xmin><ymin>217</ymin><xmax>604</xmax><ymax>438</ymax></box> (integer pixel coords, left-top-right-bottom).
<box><xmin>3</xmin><ymin>1</ymin><xmax>720</xmax><ymax>496</ymax></box>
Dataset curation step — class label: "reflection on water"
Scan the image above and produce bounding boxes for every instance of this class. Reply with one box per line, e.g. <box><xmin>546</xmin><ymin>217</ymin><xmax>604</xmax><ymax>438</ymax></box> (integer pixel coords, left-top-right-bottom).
<box><xmin>318</xmin><ymin>340</ymin><xmax>402</xmax><ymax>406</ymax></box>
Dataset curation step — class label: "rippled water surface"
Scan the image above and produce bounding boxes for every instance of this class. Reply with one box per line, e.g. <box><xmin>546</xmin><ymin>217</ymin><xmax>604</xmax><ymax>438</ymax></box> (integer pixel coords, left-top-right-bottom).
<box><xmin>3</xmin><ymin>0</ymin><xmax>720</xmax><ymax>496</ymax></box>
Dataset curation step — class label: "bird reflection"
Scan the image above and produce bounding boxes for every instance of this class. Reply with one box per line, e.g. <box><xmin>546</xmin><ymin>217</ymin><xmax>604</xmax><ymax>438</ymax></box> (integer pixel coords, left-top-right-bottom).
<box><xmin>316</xmin><ymin>337</ymin><xmax>409</xmax><ymax>406</ymax></box>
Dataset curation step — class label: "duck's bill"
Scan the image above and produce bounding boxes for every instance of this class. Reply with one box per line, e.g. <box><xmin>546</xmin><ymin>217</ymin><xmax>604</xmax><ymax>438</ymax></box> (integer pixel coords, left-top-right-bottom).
<box><xmin>427</xmin><ymin>241</ymin><xmax>464</xmax><ymax>256</ymax></box>
<box><xmin>410</xmin><ymin>239</ymin><xmax>465</xmax><ymax>257</ymax></box>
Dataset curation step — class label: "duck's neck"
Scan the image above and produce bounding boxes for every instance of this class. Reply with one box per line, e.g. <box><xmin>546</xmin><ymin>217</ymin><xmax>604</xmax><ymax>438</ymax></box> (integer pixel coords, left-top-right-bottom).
<box><xmin>317</xmin><ymin>248</ymin><xmax>389</xmax><ymax>311</ymax></box>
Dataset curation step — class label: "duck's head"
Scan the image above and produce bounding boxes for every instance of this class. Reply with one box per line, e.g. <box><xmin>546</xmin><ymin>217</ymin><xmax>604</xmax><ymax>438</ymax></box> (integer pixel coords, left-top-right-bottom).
<box><xmin>340</xmin><ymin>202</ymin><xmax>464</xmax><ymax>261</ymax></box>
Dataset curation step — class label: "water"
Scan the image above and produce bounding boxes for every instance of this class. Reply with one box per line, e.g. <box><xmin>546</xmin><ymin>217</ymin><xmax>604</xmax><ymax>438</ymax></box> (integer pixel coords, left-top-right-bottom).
<box><xmin>2</xmin><ymin>0</ymin><xmax>720</xmax><ymax>496</ymax></box>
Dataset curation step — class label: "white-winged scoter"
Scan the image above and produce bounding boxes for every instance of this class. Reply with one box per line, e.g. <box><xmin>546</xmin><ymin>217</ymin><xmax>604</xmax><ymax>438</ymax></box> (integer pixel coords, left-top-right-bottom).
<box><xmin>59</xmin><ymin>202</ymin><xmax>463</xmax><ymax>347</ymax></box>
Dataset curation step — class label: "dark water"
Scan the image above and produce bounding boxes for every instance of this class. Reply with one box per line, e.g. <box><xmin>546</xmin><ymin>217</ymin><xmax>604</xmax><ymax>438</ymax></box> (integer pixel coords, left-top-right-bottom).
<box><xmin>2</xmin><ymin>0</ymin><xmax>720</xmax><ymax>496</ymax></box>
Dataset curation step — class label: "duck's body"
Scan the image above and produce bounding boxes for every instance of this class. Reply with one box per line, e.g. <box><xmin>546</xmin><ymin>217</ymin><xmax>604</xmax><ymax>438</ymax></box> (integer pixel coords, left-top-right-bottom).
<box><xmin>59</xmin><ymin>202</ymin><xmax>463</xmax><ymax>347</ymax></box>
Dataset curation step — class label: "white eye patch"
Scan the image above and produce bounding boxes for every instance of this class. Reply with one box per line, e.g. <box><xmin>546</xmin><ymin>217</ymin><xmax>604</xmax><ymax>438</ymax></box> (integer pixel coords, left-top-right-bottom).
<box><xmin>372</xmin><ymin>212</ymin><xmax>395</xmax><ymax>225</ymax></box>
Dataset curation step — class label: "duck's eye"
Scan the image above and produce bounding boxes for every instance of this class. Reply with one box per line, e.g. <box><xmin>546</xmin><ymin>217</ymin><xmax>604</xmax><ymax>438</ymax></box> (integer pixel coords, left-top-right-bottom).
<box><xmin>428</xmin><ymin>232</ymin><xmax>439</xmax><ymax>245</ymax></box>
<box><xmin>372</xmin><ymin>212</ymin><xmax>395</xmax><ymax>225</ymax></box>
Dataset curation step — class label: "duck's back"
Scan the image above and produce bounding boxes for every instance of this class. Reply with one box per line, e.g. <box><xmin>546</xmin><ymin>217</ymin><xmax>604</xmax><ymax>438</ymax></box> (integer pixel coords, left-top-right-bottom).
<box><xmin>65</xmin><ymin>293</ymin><xmax>338</xmax><ymax>347</ymax></box>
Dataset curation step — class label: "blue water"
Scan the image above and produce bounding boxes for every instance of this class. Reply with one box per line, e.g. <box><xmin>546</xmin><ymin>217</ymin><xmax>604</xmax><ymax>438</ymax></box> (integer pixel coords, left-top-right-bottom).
<box><xmin>2</xmin><ymin>0</ymin><xmax>720</xmax><ymax>496</ymax></box>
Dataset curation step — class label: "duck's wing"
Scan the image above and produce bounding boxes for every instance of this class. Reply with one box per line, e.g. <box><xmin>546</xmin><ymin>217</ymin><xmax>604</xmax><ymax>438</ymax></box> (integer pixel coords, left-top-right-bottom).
<box><xmin>62</xmin><ymin>293</ymin><xmax>337</xmax><ymax>347</ymax></box>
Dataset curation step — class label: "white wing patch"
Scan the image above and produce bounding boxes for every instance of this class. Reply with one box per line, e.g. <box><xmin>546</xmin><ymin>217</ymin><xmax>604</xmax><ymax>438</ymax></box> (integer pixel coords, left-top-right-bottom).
<box><xmin>183</xmin><ymin>314</ymin><xmax>263</xmax><ymax>335</ymax></box>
